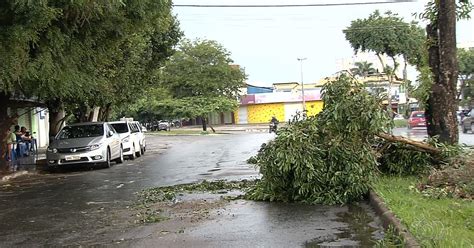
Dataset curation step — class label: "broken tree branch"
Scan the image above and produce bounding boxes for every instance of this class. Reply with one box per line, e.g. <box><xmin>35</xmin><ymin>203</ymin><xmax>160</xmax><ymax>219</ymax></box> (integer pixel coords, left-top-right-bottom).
<box><xmin>377</xmin><ymin>132</ymin><xmax>441</xmax><ymax>155</ymax></box>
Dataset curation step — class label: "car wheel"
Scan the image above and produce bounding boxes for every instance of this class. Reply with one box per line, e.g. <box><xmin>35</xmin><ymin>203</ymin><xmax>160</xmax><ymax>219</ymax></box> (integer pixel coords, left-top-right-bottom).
<box><xmin>115</xmin><ymin>146</ymin><xmax>124</xmax><ymax>164</ymax></box>
<box><xmin>140</xmin><ymin>144</ymin><xmax>145</xmax><ymax>155</ymax></box>
<box><xmin>103</xmin><ymin>148</ymin><xmax>111</xmax><ymax>168</ymax></box>
<box><xmin>130</xmin><ymin>146</ymin><xmax>136</xmax><ymax>160</ymax></box>
<box><xmin>136</xmin><ymin>144</ymin><xmax>141</xmax><ymax>158</ymax></box>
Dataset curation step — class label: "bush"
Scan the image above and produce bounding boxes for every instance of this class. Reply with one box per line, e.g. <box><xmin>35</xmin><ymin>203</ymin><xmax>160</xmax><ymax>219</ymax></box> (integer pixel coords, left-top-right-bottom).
<box><xmin>247</xmin><ymin>75</ymin><xmax>392</xmax><ymax>205</ymax></box>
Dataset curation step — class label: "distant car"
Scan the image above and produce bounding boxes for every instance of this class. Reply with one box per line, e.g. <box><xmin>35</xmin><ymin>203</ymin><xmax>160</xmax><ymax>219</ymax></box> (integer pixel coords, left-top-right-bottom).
<box><xmin>110</xmin><ymin>121</ymin><xmax>141</xmax><ymax>159</ymax></box>
<box><xmin>158</xmin><ymin>120</ymin><xmax>170</xmax><ymax>131</ymax></box>
<box><xmin>393</xmin><ymin>113</ymin><xmax>405</xmax><ymax>120</ymax></box>
<box><xmin>46</xmin><ymin>122</ymin><xmax>123</xmax><ymax>168</ymax></box>
<box><xmin>408</xmin><ymin>111</ymin><xmax>426</xmax><ymax>129</ymax></box>
<box><xmin>462</xmin><ymin>109</ymin><xmax>474</xmax><ymax>133</ymax></box>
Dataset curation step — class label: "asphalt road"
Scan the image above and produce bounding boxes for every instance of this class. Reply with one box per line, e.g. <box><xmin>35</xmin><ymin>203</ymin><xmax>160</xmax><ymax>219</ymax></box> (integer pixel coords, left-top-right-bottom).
<box><xmin>393</xmin><ymin>126</ymin><xmax>474</xmax><ymax>145</ymax></box>
<box><xmin>0</xmin><ymin>133</ymin><xmax>384</xmax><ymax>247</ymax></box>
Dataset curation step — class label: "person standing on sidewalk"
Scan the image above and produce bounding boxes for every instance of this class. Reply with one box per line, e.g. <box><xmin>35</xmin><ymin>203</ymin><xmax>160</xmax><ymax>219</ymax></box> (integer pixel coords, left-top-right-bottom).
<box><xmin>6</xmin><ymin>127</ymin><xmax>17</xmax><ymax>161</ymax></box>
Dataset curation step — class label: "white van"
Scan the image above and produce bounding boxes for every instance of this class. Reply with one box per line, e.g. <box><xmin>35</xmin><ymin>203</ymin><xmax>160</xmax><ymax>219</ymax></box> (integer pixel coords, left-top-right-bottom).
<box><xmin>131</xmin><ymin>121</ymin><xmax>146</xmax><ymax>154</ymax></box>
<box><xmin>109</xmin><ymin>121</ymin><xmax>141</xmax><ymax>159</ymax></box>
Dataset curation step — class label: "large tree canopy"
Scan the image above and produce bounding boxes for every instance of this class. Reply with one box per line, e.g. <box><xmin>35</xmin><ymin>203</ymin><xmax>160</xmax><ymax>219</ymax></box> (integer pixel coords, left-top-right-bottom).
<box><xmin>344</xmin><ymin>10</ymin><xmax>426</xmax><ymax>116</ymax></box>
<box><xmin>150</xmin><ymin>39</ymin><xmax>247</xmax><ymax>131</ymax></box>
<box><xmin>0</xmin><ymin>0</ymin><xmax>181</xmax><ymax>160</ymax></box>
<box><xmin>344</xmin><ymin>10</ymin><xmax>425</xmax><ymax>66</ymax></box>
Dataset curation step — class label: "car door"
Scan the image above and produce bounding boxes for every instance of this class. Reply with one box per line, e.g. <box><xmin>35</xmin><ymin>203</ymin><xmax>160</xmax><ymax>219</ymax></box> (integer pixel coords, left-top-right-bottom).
<box><xmin>106</xmin><ymin>124</ymin><xmax>121</xmax><ymax>158</ymax></box>
<box><xmin>129</xmin><ymin>123</ymin><xmax>140</xmax><ymax>150</ymax></box>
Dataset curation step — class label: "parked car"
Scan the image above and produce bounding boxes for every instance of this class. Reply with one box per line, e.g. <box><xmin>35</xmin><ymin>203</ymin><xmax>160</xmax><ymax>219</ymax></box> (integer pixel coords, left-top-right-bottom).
<box><xmin>46</xmin><ymin>122</ymin><xmax>123</xmax><ymax>167</ymax></box>
<box><xmin>408</xmin><ymin>111</ymin><xmax>426</xmax><ymax>129</ymax></box>
<box><xmin>462</xmin><ymin>109</ymin><xmax>474</xmax><ymax>133</ymax></box>
<box><xmin>158</xmin><ymin>120</ymin><xmax>170</xmax><ymax>131</ymax></box>
<box><xmin>131</xmin><ymin>121</ymin><xmax>146</xmax><ymax>155</ymax></box>
<box><xmin>109</xmin><ymin>121</ymin><xmax>141</xmax><ymax>159</ymax></box>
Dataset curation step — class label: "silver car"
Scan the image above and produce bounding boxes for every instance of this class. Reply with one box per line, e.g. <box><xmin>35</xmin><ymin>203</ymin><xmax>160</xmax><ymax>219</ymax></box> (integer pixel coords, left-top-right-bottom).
<box><xmin>46</xmin><ymin>122</ymin><xmax>124</xmax><ymax>168</ymax></box>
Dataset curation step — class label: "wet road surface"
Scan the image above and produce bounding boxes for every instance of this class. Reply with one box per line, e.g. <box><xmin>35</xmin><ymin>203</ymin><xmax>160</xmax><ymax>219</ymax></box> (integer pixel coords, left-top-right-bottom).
<box><xmin>0</xmin><ymin>133</ymin><xmax>384</xmax><ymax>247</ymax></box>
<box><xmin>393</xmin><ymin>127</ymin><xmax>474</xmax><ymax>145</ymax></box>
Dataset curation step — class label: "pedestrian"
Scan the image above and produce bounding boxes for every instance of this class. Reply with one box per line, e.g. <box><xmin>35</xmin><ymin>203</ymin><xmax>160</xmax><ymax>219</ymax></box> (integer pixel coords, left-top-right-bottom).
<box><xmin>6</xmin><ymin>127</ymin><xmax>17</xmax><ymax>161</ymax></box>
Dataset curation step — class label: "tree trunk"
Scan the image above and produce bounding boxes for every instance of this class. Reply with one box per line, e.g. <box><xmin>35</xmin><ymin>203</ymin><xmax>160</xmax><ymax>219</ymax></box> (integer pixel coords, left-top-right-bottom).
<box><xmin>100</xmin><ymin>103</ymin><xmax>112</xmax><ymax>122</ymax></box>
<box><xmin>201</xmin><ymin>117</ymin><xmax>207</xmax><ymax>131</ymax></box>
<box><xmin>425</xmin><ymin>0</ymin><xmax>459</xmax><ymax>144</ymax></box>
<box><xmin>47</xmin><ymin>99</ymin><xmax>65</xmax><ymax>138</ymax></box>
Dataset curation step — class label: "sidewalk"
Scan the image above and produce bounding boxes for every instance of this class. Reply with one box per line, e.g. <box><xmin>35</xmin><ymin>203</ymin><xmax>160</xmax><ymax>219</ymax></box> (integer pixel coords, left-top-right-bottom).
<box><xmin>0</xmin><ymin>148</ymin><xmax>46</xmax><ymax>182</ymax></box>
<box><xmin>178</xmin><ymin>123</ymin><xmax>276</xmax><ymax>133</ymax></box>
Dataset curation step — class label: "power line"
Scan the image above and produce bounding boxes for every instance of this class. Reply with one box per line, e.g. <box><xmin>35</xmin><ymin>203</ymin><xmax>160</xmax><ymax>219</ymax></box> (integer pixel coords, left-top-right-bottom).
<box><xmin>173</xmin><ymin>0</ymin><xmax>415</xmax><ymax>8</ymax></box>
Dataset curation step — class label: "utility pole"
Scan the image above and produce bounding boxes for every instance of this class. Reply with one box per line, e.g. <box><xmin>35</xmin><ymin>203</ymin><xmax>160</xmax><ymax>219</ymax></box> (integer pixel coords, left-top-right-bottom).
<box><xmin>297</xmin><ymin>57</ymin><xmax>307</xmax><ymax>112</ymax></box>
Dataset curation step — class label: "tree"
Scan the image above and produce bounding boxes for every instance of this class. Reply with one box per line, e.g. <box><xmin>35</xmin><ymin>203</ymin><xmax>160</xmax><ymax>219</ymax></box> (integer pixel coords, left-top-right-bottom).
<box><xmin>458</xmin><ymin>48</ymin><xmax>474</xmax><ymax>106</ymax></box>
<box><xmin>344</xmin><ymin>11</ymin><xmax>426</xmax><ymax>115</ymax></box>
<box><xmin>158</xmin><ymin>39</ymin><xmax>247</xmax><ymax>131</ymax></box>
<box><xmin>0</xmin><ymin>1</ymin><xmax>181</xmax><ymax>161</ymax></box>
<box><xmin>419</xmin><ymin>0</ymin><xmax>473</xmax><ymax>144</ymax></box>
<box><xmin>351</xmin><ymin>61</ymin><xmax>376</xmax><ymax>77</ymax></box>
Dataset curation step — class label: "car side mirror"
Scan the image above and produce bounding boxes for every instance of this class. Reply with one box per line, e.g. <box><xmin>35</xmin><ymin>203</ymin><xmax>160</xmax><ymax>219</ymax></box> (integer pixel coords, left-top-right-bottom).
<box><xmin>108</xmin><ymin>130</ymin><xmax>114</xmax><ymax>137</ymax></box>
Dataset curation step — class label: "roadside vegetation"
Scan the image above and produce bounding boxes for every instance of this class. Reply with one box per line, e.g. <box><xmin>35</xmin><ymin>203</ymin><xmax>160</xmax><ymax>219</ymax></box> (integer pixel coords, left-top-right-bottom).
<box><xmin>374</xmin><ymin>176</ymin><xmax>474</xmax><ymax>247</ymax></box>
<box><xmin>393</xmin><ymin>119</ymin><xmax>408</xmax><ymax>128</ymax></box>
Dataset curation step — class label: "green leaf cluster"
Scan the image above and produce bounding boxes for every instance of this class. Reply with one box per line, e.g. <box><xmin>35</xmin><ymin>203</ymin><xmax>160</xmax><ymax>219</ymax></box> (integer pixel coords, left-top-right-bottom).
<box><xmin>0</xmin><ymin>0</ymin><xmax>182</xmax><ymax>120</ymax></box>
<box><xmin>247</xmin><ymin>75</ymin><xmax>392</xmax><ymax>205</ymax></box>
<box><xmin>126</xmin><ymin>39</ymin><xmax>247</xmax><ymax>121</ymax></box>
<box><xmin>344</xmin><ymin>10</ymin><xmax>425</xmax><ymax>64</ymax></box>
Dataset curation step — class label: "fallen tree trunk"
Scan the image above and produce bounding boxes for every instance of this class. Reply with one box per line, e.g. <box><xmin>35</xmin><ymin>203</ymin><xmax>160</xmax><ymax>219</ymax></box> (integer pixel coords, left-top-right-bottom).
<box><xmin>377</xmin><ymin>132</ymin><xmax>441</xmax><ymax>155</ymax></box>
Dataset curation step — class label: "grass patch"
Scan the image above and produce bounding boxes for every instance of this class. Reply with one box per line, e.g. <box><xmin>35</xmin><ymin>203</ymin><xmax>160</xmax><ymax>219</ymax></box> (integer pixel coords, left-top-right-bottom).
<box><xmin>393</xmin><ymin>119</ymin><xmax>408</xmax><ymax>128</ymax></box>
<box><xmin>373</xmin><ymin>176</ymin><xmax>474</xmax><ymax>247</ymax></box>
<box><xmin>373</xmin><ymin>225</ymin><xmax>405</xmax><ymax>248</ymax></box>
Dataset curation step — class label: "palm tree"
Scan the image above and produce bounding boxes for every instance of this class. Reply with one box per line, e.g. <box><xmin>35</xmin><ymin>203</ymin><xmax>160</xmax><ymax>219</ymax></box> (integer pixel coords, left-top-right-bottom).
<box><xmin>351</xmin><ymin>61</ymin><xmax>377</xmax><ymax>77</ymax></box>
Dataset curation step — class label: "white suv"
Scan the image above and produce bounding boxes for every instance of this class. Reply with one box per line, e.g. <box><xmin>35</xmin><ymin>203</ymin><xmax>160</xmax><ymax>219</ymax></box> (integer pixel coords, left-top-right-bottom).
<box><xmin>131</xmin><ymin>121</ymin><xmax>146</xmax><ymax>155</ymax></box>
<box><xmin>109</xmin><ymin>121</ymin><xmax>141</xmax><ymax>159</ymax></box>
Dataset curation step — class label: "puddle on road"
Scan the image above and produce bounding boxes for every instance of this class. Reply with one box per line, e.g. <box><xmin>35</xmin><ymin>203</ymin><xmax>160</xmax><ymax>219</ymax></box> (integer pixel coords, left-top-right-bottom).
<box><xmin>304</xmin><ymin>204</ymin><xmax>383</xmax><ymax>247</ymax></box>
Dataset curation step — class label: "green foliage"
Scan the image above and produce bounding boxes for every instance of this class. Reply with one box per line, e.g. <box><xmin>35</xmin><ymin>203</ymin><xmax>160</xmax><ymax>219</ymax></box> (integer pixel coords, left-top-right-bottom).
<box><xmin>131</xmin><ymin>39</ymin><xmax>247</xmax><ymax>122</ymax></box>
<box><xmin>344</xmin><ymin>10</ymin><xmax>425</xmax><ymax>66</ymax></box>
<box><xmin>377</xmin><ymin>136</ymin><xmax>463</xmax><ymax>176</ymax></box>
<box><xmin>247</xmin><ymin>75</ymin><xmax>392</xmax><ymax>205</ymax></box>
<box><xmin>373</xmin><ymin>225</ymin><xmax>405</xmax><ymax>248</ymax></box>
<box><xmin>458</xmin><ymin>48</ymin><xmax>474</xmax><ymax>106</ymax></box>
<box><xmin>137</xmin><ymin>180</ymin><xmax>257</xmax><ymax>204</ymax></box>
<box><xmin>0</xmin><ymin>0</ymin><xmax>182</xmax><ymax>120</ymax></box>
<box><xmin>378</xmin><ymin>142</ymin><xmax>434</xmax><ymax>176</ymax></box>
<box><xmin>374</xmin><ymin>176</ymin><xmax>474</xmax><ymax>247</ymax></box>
<box><xmin>350</xmin><ymin>61</ymin><xmax>376</xmax><ymax>77</ymax></box>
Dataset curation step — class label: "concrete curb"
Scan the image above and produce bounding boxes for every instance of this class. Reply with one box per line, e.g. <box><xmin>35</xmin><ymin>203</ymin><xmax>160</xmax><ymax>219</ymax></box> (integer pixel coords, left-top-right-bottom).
<box><xmin>369</xmin><ymin>190</ymin><xmax>420</xmax><ymax>247</ymax></box>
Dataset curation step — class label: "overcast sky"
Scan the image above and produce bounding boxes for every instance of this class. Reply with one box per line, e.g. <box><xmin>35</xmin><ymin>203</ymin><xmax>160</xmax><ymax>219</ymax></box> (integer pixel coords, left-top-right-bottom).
<box><xmin>173</xmin><ymin>0</ymin><xmax>474</xmax><ymax>86</ymax></box>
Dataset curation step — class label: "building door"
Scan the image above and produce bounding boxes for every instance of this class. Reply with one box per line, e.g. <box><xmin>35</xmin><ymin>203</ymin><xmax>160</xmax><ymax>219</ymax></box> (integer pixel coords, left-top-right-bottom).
<box><xmin>238</xmin><ymin>106</ymin><xmax>248</xmax><ymax>124</ymax></box>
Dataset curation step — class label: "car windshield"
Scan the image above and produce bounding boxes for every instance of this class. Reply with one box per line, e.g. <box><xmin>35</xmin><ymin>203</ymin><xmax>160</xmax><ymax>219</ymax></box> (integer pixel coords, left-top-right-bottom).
<box><xmin>111</xmin><ymin>123</ymin><xmax>129</xmax><ymax>134</ymax></box>
<box><xmin>57</xmin><ymin>125</ymin><xmax>104</xmax><ymax>139</ymax></box>
<box><xmin>413</xmin><ymin>113</ymin><xmax>424</xmax><ymax>118</ymax></box>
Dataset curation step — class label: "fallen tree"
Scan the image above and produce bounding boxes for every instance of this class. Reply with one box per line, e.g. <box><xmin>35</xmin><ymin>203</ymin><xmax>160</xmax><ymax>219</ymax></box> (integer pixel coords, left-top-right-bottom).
<box><xmin>247</xmin><ymin>75</ymin><xmax>456</xmax><ymax>205</ymax></box>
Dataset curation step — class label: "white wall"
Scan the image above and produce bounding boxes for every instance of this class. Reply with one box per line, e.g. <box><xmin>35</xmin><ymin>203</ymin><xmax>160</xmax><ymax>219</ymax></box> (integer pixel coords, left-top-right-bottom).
<box><xmin>35</xmin><ymin>108</ymin><xmax>49</xmax><ymax>148</ymax></box>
